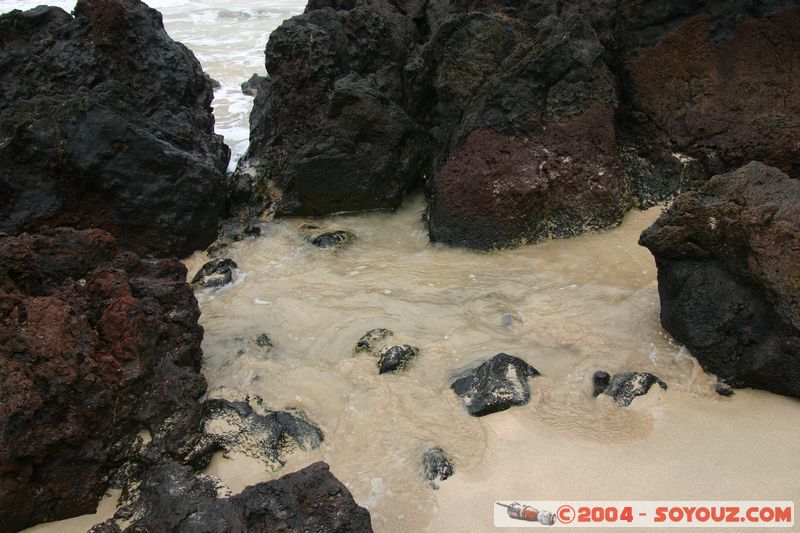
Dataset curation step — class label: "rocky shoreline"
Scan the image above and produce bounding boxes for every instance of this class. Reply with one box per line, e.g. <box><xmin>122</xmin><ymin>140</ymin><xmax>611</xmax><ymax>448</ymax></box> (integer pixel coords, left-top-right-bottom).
<box><xmin>1</xmin><ymin>0</ymin><xmax>798</xmax><ymax>531</ymax></box>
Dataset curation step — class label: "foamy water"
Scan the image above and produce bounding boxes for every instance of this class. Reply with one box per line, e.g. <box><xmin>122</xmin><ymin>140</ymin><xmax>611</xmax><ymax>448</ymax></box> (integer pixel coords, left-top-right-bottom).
<box><xmin>182</xmin><ymin>197</ymin><xmax>800</xmax><ymax>532</ymax></box>
<box><xmin>7</xmin><ymin>1</ymin><xmax>799</xmax><ymax>532</ymax></box>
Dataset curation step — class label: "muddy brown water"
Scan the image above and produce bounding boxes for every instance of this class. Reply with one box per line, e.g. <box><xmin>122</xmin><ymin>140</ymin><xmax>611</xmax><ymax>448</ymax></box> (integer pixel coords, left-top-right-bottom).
<box><xmin>182</xmin><ymin>197</ymin><xmax>800</xmax><ymax>532</ymax></box>
<box><xmin>9</xmin><ymin>0</ymin><xmax>798</xmax><ymax>530</ymax></box>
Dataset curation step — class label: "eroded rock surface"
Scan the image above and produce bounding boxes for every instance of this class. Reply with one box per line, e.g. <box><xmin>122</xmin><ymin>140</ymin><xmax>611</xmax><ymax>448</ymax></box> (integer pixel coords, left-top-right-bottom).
<box><xmin>198</xmin><ymin>397</ymin><xmax>323</xmax><ymax>468</ymax></box>
<box><xmin>233</xmin><ymin>0</ymin><xmax>799</xmax><ymax>250</ymax></box>
<box><xmin>640</xmin><ymin>162</ymin><xmax>800</xmax><ymax>398</ymax></box>
<box><xmin>0</xmin><ymin>228</ymin><xmax>206</xmax><ymax>531</ymax></box>
<box><xmin>90</xmin><ymin>460</ymin><xmax>372</xmax><ymax>533</ymax></box>
<box><xmin>0</xmin><ymin>0</ymin><xmax>229</xmax><ymax>257</ymax></box>
<box><xmin>451</xmin><ymin>353</ymin><xmax>540</xmax><ymax>416</ymax></box>
<box><xmin>592</xmin><ymin>371</ymin><xmax>668</xmax><ymax>407</ymax></box>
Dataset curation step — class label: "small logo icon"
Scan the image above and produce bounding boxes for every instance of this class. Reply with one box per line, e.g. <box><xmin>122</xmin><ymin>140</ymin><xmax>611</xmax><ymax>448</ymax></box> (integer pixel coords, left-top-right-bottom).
<box><xmin>557</xmin><ymin>504</ymin><xmax>575</xmax><ymax>524</ymax></box>
<box><xmin>496</xmin><ymin>502</ymin><xmax>556</xmax><ymax>526</ymax></box>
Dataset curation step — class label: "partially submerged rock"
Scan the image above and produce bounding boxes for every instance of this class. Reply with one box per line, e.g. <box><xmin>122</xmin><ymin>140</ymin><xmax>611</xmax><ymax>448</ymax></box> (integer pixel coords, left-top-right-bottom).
<box><xmin>355</xmin><ymin>328</ymin><xmax>394</xmax><ymax>353</ymax></box>
<box><xmin>198</xmin><ymin>397</ymin><xmax>323</xmax><ymax>468</ymax></box>
<box><xmin>592</xmin><ymin>371</ymin><xmax>667</xmax><ymax>407</ymax></box>
<box><xmin>714</xmin><ymin>383</ymin><xmax>735</xmax><ymax>398</ymax></box>
<box><xmin>255</xmin><ymin>333</ymin><xmax>273</xmax><ymax>349</ymax></box>
<box><xmin>0</xmin><ymin>228</ymin><xmax>206</xmax><ymax>531</ymax></box>
<box><xmin>0</xmin><ymin>0</ymin><xmax>229</xmax><ymax>257</ymax></box>
<box><xmin>90</xmin><ymin>460</ymin><xmax>372</xmax><ymax>532</ymax></box>
<box><xmin>451</xmin><ymin>353</ymin><xmax>540</xmax><ymax>416</ymax></box>
<box><xmin>378</xmin><ymin>344</ymin><xmax>420</xmax><ymax>374</ymax></box>
<box><xmin>311</xmin><ymin>229</ymin><xmax>356</xmax><ymax>249</ymax></box>
<box><xmin>241</xmin><ymin>72</ymin><xmax>267</xmax><ymax>96</ymax></box>
<box><xmin>206</xmin><ymin>221</ymin><xmax>261</xmax><ymax>256</ymax></box>
<box><xmin>423</xmin><ymin>447</ymin><xmax>454</xmax><ymax>490</ymax></box>
<box><xmin>191</xmin><ymin>258</ymin><xmax>238</xmax><ymax>287</ymax></box>
<box><xmin>640</xmin><ymin>162</ymin><xmax>800</xmax><ymax>398</ymax></box>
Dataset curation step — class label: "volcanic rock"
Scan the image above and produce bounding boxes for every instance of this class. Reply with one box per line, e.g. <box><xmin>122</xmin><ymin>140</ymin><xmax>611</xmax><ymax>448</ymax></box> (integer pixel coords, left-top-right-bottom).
<box><xmin>228</xmin><ymin>2</ymin><xmax>430</xmax><ymax>218</ymax></box>
<box><xmin>619</xmin><ymin>2</ymin><xmax>800</xmax><ymax>189</ymax></box>
<box><xmin>355</xmin><ymin>328</ymin><xmax>394</xmax><ymax>353</ymax></box>
<box><xmin>231</xmin><ymin>0</ymin><xmax>799</xmax><ymax>250</ymax></box>
<box><xmin>377</xmin><ymin>344</ymin><xmax>419</xmax><ymax>374</ymax></box>
<box><xmin>191</xmin><ymin>257</ymin><xmax>238</xmax><ymax>287</ymax></box>
<box><xmin>426</xmin><ymin>14</ymin><xmax>629</xmax><ymax>249</ymax></box>
<box><xmin>90</xmin><ymin>460</ymin><xmax>372</xmax><ymax>532</ymax></box>
<box><xmin>640</xmin><ymin>162</ymin><xmax>800</xmax><ymax>398</ymax></box>
<box><xmin>451</xmin><ymin>353</ymin><xmax>540</xmax><ymax>416</ymax></box>
<box><xmin>241</xmin><ymin>72</ymin><xmax>267</xmax><ymax>96</ymax></box>
<box><xmin>592</xmin><ymin>371</ymin><xmax>668</xmax><ymax>407</ymax></box>
<box><xmin>198</xmin><ymin>397</ymin><xmax>323</xmax><ymax>468</ymax></box>
<box><xmin>0</xmin><ymin>227</ymin><xmax>206</xmax><ymax>531</ymax></box>
<box><xmin>423</xmin><ymin>447</ymin><xmax>454</xmax><ymax>489</ymax></box>
<box><xmin>0</xmin><ymin>0</ymin><xmax>229</xmax><ymax>257</ymax></box>
<box><xmin>311</xmin><ymin>229</ymin><xmax>356</xmax><ymax>249</ymax></box>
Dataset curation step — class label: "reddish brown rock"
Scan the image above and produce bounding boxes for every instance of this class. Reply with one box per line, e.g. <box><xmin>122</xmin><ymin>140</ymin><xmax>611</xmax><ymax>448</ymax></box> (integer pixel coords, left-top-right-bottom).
<box><xmin>640</xmin><ymin>162</ymin><xmax>800</xmax><ymax>398</ymax></box>
<box><xmin>0</xmin><ymin>228</ymin><xmax>206</xmax><ymax>531</ymax></box>
<box><xmin>231</xmin><ymin>0</ymin><xmax>799</xmax><ymax>249</ymax></box>
<box><xmin>427</xmin><ymin>14</ymin><xmax>630</xmax><ymax>249</ymax></box>
<box><xmin>430</xmin><ymin>103</ymin><xmax>629</xmax><ymax>249</ymax></box>
<box><xmin>619</xmin><ymin>3</ymin><xmax>800</xmax><ymax>204</ymax></box>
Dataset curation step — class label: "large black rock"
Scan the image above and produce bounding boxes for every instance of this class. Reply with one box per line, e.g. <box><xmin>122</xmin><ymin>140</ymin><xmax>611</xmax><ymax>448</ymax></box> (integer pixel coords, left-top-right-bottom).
<box><xmin>640</xmin><ymin>162</ymin><xmax>800</xmax><ymax>398</ymax></box>
<box><xmin>233</xmin><ymin>0</ymin><xmax>800</xmax><ymax>250</ymax></box>
<box><xmin>0</xmin><ymin>0</ymin><xmax>229</xmax><ymax>257</ymax></box>
<box><xmin>90</xmin><ymin>460</ymin><xmax>373</xmax><ymax>532</ymax></box>
<box><xmin>228</xmin><ymin>2</ymin><xmax>434</xmax><ymax>218</ymax></box>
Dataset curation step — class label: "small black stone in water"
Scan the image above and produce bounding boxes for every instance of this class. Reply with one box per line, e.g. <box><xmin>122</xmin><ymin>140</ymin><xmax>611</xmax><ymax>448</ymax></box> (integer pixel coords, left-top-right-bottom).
<box><xmin>593</xmin><ymin>371</ymin><xmax>667</xmax><ymax>406</ymax></box>
<box><xmin>256</xmin><ymin>334</ymin><xmax>273</xmax><ymax>348</ymax></box>
<box><xmin>241</xmin><ymin>72</ymin><xmax>267</xmax><ymax>96</ymax></box>
<box><xmin>355</xmin><ymin>328</ymin><xmax>393</xmax><ymax>353</ymax></box>
<box><xmin>191</xmin><ymin>258</ymin><xmax>237</xmax><ymax>287</ymax></box>
<box><xmin>378</xmin><ymin>344</ymin><xmax>419</xmax><ymax>374</ymax></box>
<box><xmin>592</xmin><ymin>371</ymin><xmax>611</xmax><ymax>397</ymax></box>
<box><xmin>423</xmin><ymin>447</ymin><xmax>454</xmax><ymax>490</ymax></box>
<box><xmin>714</xmin><ymin>383</ymin><xmax>735</xmax><ymax>397</ymax></box>
<box><xmin>311</xmin><ymin>230</ymin><xmax>355</xmax><ymax>249</ymax></box>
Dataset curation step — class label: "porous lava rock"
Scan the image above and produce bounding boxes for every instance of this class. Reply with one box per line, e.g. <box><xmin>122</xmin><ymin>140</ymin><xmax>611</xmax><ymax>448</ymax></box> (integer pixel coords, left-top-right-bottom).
<box><xmin>89</xmin><ymin>460</ymin><xmax>373</xmax><ymax>532</ymax></box>
<box><xmin>0</xmin><ymin>227</ymin><xmax>206</xmax><ymax>531</ymax></box>
<box><xmin>592</xmin><ymin>371</ymin><xmax>668</xmax><ymax>407</ymax></box>
<box><xmin>640</xmin><ymin>162</ymin><xmax>800</xmax><ymax>398</ymax></box>
<box><xmin>451</xmin><ymin>353</ymin><xmax>540</xmax><ymax>416</ymax></box>
<box><xmin>228</xmin><ymin>0</ymin><xmax>433</xmax><ymax>218</ymax></box>
<box><xmin>423</xmin><ymin>447</ymin><xmax>454</xmax><ymax>489</ymax></box>
<box><xmin>197</xmin><ymin>397</ymin><xmax>323</xmax><ymax>468</ymax></box>
<box><xmin>0</xmin><ymin>0</ymin><xmax>230</xmax><ymax>257</ymax></box>
<box><xmin>234</xmin><ymin>0</ymin><xmax>799</xmax><ymax>250</ymax></box>
<box><xmin>619</xmin><ymin>1</ymin><xmax>800</xmax><ymax>198</ymax></box>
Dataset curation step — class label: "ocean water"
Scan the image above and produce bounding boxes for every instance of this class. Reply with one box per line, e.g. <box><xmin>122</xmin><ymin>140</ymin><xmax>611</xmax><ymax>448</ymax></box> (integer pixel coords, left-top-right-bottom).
<box><xmin>5</xmin><ymin>2</ymin><xmax>799</xmax><ymax>532</ymax></box>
